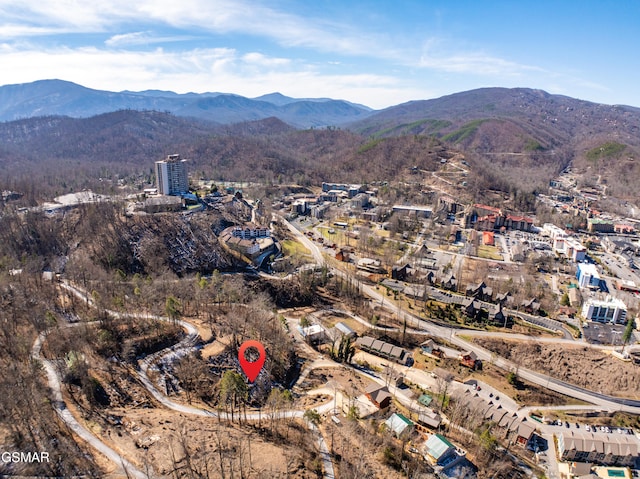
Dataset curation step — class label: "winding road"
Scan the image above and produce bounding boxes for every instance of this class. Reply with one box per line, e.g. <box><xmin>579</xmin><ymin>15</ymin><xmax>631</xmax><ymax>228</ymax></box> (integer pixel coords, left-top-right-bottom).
<box><xmin>33</xmin><ymin>218</ymin><xmax>640</xmax><ymax>479</ymax></box>
<box><xmin>36</xmin><ymin>280</ymin><xmax>337</xmax><ymax>479</ymax></box>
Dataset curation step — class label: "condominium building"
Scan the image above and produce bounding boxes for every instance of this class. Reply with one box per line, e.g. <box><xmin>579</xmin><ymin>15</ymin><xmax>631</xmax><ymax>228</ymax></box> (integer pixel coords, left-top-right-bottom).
<box><xmin>581</xmin><ymin>296</ymin><xmax>628</xmax><ymax>324</ymax></box>
<box><xmin>155</xmin><ymin>154</ymin><xmax>188</xmax><ymax>196</ymax></box>
<box><xmin>576</xmin><ymin>263</ymin><xmax>602</xmax><ymax>290</ymax></box>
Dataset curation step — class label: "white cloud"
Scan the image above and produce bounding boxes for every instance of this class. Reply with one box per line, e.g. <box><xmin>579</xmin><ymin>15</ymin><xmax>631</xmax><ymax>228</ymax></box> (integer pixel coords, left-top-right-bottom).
<box><xmin>0</xmin><ymin>43</ymin><xmax>417</xmax><ymax>108</ymax></box>
<box><xmin>0</xmin><ymin>24</ymin><xmax>68</xmax><ymax>38</ymax></box>
<box><xmin>0</xmin><ymin>0</ymin><xmax>401</xmax><ymax>60</ymax></box>
<box><xmin>105</xmin><ymin>31</ymin><xmax>194</xmax><ymax>47</ymax></box>
<box><xmin>241</xmin><ymin>52</ymin><xmax>291</xmax><ymax>68</ymax></box>
<box><xmin>417</xmin><ymin>37</ymin><xmax>544</xmax><ymax>77</ymax></box>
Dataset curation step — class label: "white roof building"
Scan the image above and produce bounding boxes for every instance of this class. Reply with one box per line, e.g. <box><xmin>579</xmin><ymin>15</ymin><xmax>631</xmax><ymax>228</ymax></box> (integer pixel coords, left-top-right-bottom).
<box><xmin>582</xmin><ymin>296</ymin><xmax>627</xmax><ymax>324</ymax></box>
<box><xmin>576</xmin><ymin>263</ymin><xmax>601</xmax><ymax>290</ymax></box>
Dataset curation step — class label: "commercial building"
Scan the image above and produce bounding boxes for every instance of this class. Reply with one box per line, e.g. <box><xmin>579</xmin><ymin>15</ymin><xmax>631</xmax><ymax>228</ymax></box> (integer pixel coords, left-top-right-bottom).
<box><xmin>581</xmin><ymin>297</ymin><xmax>628</xmax><ymax>324</ymax></box>
<box><xmin>321</xmin><ymin>182</ymin><xmax>363</xmax><ymax>198</ymax></box>
<box><xmin>576</xmin><ymin>263</ymin><xmax>602</xmax><ymax>290</ymax></box>
<box><xmin>155</xmin><ymin>154</ymin><xmax>188</xmax><ymax>196</ymax></box>
<box><xmin>392</xmin><ymin>204</ymin><xmax>433</xmax><ymax>218</ymax></box>
<box><xmin>228</xmin><ymin>224</ymin><xmax>271</xmax><ymax>240</ymax></box>
<box><xmin>219</xmin><ymin>224</ymin><xmax>275</xmax><ymax>264</ymax></box>
<box><xmin>564</xmin><ymin>238</ymin><xmax>587</xmax><ymax>262</ymax></box>
<box><xmin>588</xmin><ymin>218</ymin><xmax>615</xmax><ymax>233</ymax></box>
<box><xmin>545</xmin><ymin>224</ymin><xmax>587</xmax><ymax>261</ymax></box>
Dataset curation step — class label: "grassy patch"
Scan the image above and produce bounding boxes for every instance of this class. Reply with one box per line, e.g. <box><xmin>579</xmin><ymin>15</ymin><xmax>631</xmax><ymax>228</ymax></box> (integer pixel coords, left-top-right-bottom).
<box><xmin>586</xmin><ymin>141</ymin><xmax>626</xmax><ymax>161</ymax></box>
<box><xmin>373</xmin><ymin>119</ymin><xmax>452</xmax><ymax>137</ymax></box>
<box><xmin>524</xmin><ymin>138</ymin><xmax>545</xmax><ymax>151</ymax></box>
<box><xmin>357</xmin><ymin>138</ymin><xmax>383</xmax><ymax>153</ymax></box>
<box><xmin>477</xmin><ymin>245</ymin><xmax>503</xmax><ymax>260</ymax></box>
<box><xmin>281</xmin><ymin>239</ymin><xmax>311</xmax><ymax>258</ymax></box>
<box><xmin>442</xmin><ymin>119</ymin><xmax>487</xmax><ymax>144</ymax></box>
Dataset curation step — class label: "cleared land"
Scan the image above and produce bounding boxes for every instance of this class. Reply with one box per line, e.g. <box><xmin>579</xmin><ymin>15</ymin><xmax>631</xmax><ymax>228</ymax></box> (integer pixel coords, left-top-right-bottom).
<box><xmin>474</xmin><ymin>338</ymin><xmax>640</xmax><ymax>398</ymax></box>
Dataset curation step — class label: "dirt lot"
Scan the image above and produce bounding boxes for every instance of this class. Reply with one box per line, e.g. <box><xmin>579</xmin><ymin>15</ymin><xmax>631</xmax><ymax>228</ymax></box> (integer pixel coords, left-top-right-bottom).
<box><xmin>83</xmin><ymin>407</ymin><xmax>322</xmax><ymax>479</ymax></box>
<box><xmin>475</xmin><ymin>338</ymin><xmax>640</xmax><ymax>398</ymax></box>
<box><xmin>302</xmin><ymin>366</ymin><xmax>375</xmax><ymax>395</ymax></box>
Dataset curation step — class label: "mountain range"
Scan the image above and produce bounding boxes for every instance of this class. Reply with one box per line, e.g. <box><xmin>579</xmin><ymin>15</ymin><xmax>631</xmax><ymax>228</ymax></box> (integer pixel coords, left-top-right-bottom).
<box><xmin>1</xmin><ymin>79</ymin><xmax>640</xmax><ymax>205</ymax></box>
<box><xmin>0</xmin><ymin>80</ymin><xmax>372</xmax><ymax>128</ymax></box>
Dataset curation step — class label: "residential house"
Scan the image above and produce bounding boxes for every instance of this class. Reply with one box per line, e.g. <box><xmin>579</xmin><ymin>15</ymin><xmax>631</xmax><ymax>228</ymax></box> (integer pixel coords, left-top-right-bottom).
<box><xmin>521</xmin><ymin>298</ymin><xmax>541</xmax><ymax>314</ymax></box>
<box><xmin>441</xmin><ymin>274</ymin><xmax>458</xmax><ymax>291</ymax></box>
<box><xmin>414</xmin><ymin>243</ymin><xmax>431</xmax><ymax>258</ymax></box>
<box><xmin>385</xmin><ymin>413</ymin><xmax>414</xmax><ymax>438</ymax></box>
<box><xmin>459</xmin><ymin>351</ymin><xmax>479</xmax><ymax>369</ymax></box>
<box><xmin>509</xmin><ymin>419</ymin><xmax>536</xmax><ymax>448</ymax></box>
<box><xmin>557</xmin><ymin>430</ymin><xmax>638</xmax><ymax>467</ymax></box>
<box><xmin>420</xmin><ymin>339</ymin><xmax>443</xmax><ymax>358</ymax></box>
<box><xmin>557</xmin><ymin>306</ymin><xmax>578</xmax><ymax>318</ymax></box>
<box><xmin>333</xmin><ymin>322</ymin><xmax>356</xmax><ymax>339</ymax></box>
<box><xmin>432</xmin><ymin>367</ymin><xmax>454</xmax><ymax>383</ymax></box>
<box><xmin>490</xmin><ymin>304</ymin><xmax>510</xmax><ymax>327</ymax></box>
<box><xmin>568</xmin><ymin>285</ymin><xmax>582</xmax><ymax>306</ymax></box>
<box><xmin>391</xmin><ymin>264</ymin><xmax>410</xmax><ymax>281</ymax></box>
<box><xmin>461</xmin><ymin>298</ymin><xmax>483</xmax><ymax>320</ymax></box>
<box><xmin>417</xmin><ymin>409</ymin><xmax>442</xmax><ymax>429</ymax></box>
<box><xmin>423</xmin><ymin>434</ymin><xmax>465</xmax><ymax>468</ymax></box>
<box><xmin>466</xmin><ymin>281</ymin><xmax>493</xmax><ymax>302</ymax></box>
<box><xmin>365</xmin><ymin>384</ymin><xmax>392</xmax><ymax>409</ymax></box>
<box><xmin>300</xmin><ymin>324</ymin><xmax>326</xmax><ymax>344</ymax></box>
<box><xmin>510</xmin><ymin>242</ymin><xmax>527</xmax><ymax>262</ymax></box>
<box><xmin>357</xmin><ymin>258</ymin><xmax>386</xmax><ymax>274</ymax></box>
<box><xmin>425</xmin><ymin>270</ymin><xmax>436</xmax><ymax>285</ymax></box>
<box><xmin>335</xmin><ymin>249</ymin><xmax>350</xmax><ymax>262</ymax></box>
<box><xmin>355</xmin><ymin>336</ymin><xmax>412</xmax><ymax>365</ymax></box>
<box><xmin>495</xmin><ymin>291</ymin><xmax>513</xmax><ymax>307</ymax></box>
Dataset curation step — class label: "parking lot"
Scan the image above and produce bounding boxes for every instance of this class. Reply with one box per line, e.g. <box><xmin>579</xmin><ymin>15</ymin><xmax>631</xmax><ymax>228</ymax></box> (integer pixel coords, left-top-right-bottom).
<box><xmin>548</xmin><ymin>419</ymin><xmax>635</xmax><ymax>436</ymax></box>
<box><xmin>582</xmin><ymin>321</ymin><xmax>626</xmax><ymax>345</ymax></box>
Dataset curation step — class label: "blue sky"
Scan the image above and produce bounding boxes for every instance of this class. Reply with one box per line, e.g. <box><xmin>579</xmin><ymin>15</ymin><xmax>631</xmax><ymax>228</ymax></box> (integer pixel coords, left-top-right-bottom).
<box><xmin>0</xmin><ymin>0</ymin><xmax>638</xmax><ymax>109</ymax></box>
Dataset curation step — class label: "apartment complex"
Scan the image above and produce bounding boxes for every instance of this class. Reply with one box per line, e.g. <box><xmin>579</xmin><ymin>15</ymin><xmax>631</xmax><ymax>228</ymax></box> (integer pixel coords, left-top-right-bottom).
<box><xmin>155</xmin><ymin>154</ymin><xmax>189</xmax><ymax>196</ymax></box>
<box><xmin>557</xmin><ymin>430</ymin><xmax>638</xmax><ymax>467</ymax></box>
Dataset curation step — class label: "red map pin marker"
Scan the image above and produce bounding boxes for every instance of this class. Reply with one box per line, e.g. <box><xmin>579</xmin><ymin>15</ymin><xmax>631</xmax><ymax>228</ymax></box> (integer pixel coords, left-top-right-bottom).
<box><xmin>238</xmin><ymin>340</ymin><xmax>266</xmax><ymax>383</ymax></box>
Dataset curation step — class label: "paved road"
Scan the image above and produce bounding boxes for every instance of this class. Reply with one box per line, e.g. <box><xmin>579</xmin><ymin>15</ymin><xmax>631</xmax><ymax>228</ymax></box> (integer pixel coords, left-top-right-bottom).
<box><xmin>281</xmin><ymin>217</ymin><xmax>640</xmax><ymax>414</ymax></box>
<box><xmin>31</xmin><ymin>330</ymin><xmax>150</xmax><ymax>479</ymax></box>
<box><xmin>55</xmin><ymin>280</ymin><xmax>337</xmax><ymax>479</ymax></box>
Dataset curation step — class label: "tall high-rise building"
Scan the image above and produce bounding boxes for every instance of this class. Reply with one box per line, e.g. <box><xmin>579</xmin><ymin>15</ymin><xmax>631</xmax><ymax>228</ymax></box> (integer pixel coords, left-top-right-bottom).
<box><xmin>155</xmin><ymin>154</ymin><xmax>188</xmax><ymax>196</ymax></box>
